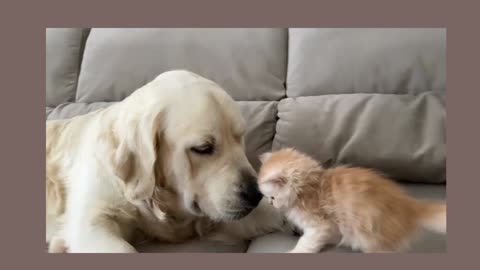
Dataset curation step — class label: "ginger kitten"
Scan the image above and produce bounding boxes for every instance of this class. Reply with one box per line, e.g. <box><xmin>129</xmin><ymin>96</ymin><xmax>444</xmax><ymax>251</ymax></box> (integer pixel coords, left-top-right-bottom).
<box><xmin>257</xmin><ymin>148</ymin><xmax>446</xmax><ymax>253</ymax></box>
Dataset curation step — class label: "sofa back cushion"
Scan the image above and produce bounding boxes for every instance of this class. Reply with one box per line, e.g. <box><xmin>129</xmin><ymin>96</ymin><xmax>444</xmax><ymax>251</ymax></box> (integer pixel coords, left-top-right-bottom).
<box><xmin>76</xmin><ymin>28</ymin><xmax>287</xmax><ymax>103</ymax></box>
<box><xmin>287</xmin><ymin>28</ymin><xmax>446</xmax><ymax>96</ymax></box>
<box><xmin>46</xmin><ymin>28</ymin><xmax>89</xmax><ymax>107</ymax></box>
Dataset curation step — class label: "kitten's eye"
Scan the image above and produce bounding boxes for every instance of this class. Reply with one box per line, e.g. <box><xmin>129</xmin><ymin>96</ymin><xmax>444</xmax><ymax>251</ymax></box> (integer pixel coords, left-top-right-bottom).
<box><xmin>190</xmin><ymin>144</ymin><xmax>215</xmax><ymax>155</ymax></box>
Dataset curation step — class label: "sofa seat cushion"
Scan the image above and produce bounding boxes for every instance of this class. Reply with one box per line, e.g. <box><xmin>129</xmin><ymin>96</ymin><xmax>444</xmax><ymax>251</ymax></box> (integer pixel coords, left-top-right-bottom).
<box><xmin>46</xmin><ymin>102</ymin><xmax>114</xmax><ymax>120</ymax></box>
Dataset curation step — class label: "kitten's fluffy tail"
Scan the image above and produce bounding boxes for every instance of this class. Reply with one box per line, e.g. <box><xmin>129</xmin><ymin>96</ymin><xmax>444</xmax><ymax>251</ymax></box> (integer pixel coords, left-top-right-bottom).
<box><xmin>417</xmin><ymin>202</ymin><xmax>447</xmax><ymax>234</ymax></box>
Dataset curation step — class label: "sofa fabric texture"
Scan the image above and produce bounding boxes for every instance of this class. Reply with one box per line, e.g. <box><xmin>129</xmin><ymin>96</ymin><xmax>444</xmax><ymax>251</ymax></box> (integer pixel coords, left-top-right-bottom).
<box><xmin>46</xmin><ymin>28</ymin><xmax>446</xmax><ymax>252</ymax></box>
<box><xmin>46</xmin><ymin>28</ymin><xmax>89</xmax><ymax>107</ymax></box>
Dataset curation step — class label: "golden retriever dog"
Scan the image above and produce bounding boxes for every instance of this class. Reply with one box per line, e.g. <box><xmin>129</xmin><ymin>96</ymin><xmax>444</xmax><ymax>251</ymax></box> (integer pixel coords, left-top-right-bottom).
<box><xmin>46</xmin><ymin>70</ymin><xmax>287</xmax><ymax>253</ymax></box>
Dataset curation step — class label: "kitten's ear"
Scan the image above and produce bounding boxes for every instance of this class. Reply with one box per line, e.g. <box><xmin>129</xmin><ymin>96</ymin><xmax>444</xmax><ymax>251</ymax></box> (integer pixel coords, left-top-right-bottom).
<box><xmin>259</xmin><ymin>152</ymin><xmax>273</xmax><ymax>164</ymax></box>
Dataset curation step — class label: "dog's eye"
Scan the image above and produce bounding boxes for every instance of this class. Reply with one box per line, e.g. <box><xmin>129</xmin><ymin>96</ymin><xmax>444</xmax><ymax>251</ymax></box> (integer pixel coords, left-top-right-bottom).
<box><xmin>191</xmin><ymin>144</ymin><xmax>215</xmax><ymax>155</ymax></box>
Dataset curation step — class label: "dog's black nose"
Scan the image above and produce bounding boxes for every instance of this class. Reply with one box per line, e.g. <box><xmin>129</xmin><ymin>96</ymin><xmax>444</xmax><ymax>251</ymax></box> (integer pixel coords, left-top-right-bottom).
<box><xmin>239</xmin><ymin>171</ymin><xmax>263</xmax><ymax>208</ymax></box>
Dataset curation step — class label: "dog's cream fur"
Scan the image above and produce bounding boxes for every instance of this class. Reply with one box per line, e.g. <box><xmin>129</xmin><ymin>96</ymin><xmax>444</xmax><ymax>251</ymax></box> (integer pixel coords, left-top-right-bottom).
<box><xmin>46</xmin><ymin>70</ymin><xmax>287</xmax><ymax>253</ymax></box>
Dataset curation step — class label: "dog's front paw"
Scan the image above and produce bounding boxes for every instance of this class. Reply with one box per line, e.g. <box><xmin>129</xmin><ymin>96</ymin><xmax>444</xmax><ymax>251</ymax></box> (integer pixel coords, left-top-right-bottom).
<box><xmin>48</xmin><ymin>236</ymin><xmax>68</xmax><ymax>253</ymax></box>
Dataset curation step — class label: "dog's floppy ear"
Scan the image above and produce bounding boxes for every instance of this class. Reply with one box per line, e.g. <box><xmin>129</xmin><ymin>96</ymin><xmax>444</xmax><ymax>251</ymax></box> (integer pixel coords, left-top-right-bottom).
<box><xmin>113</xmin><ymin>112</ymin><xmax>164</xmax><ymax>204</ymax></box>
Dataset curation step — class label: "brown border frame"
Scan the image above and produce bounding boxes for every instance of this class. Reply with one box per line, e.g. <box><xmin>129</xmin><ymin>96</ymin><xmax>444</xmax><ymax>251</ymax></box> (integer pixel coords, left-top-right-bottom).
<box><xmin>2</xmin><ymin>0</ymin><xmax>477</xmax><ymax>269</ymax></box>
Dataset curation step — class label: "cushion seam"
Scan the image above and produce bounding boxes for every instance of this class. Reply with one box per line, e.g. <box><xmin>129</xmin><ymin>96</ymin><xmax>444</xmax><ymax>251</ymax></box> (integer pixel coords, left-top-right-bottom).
<box><xmin>73</xmin><ymin>28</ymin><xmax>91</xmax><ymax>102</ymax></box>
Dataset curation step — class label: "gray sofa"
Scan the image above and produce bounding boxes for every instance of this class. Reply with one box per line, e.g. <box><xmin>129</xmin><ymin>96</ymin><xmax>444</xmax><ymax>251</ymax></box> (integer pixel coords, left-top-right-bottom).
<box><xmin>46</xmin><ymin>28</ymin><xmax>446</xmax><ymax>253</ymax></box>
